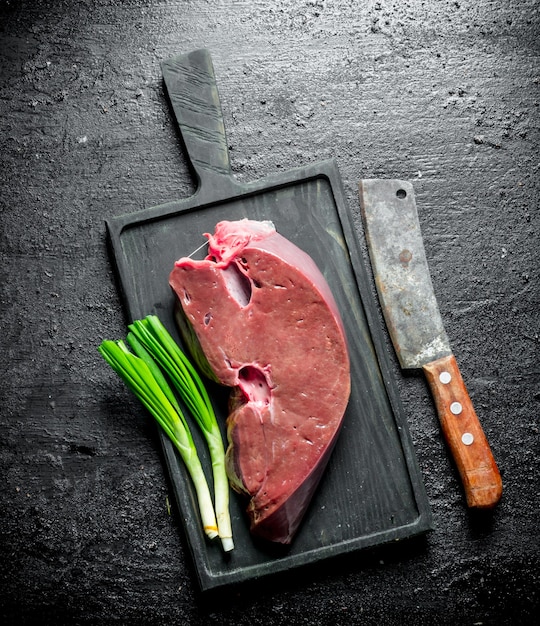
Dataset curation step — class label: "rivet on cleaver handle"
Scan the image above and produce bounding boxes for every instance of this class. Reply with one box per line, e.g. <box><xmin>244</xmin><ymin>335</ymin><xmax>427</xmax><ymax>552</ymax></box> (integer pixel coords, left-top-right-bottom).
<box><xmin>359</xmin><ymin>179</ymin><xmax>502</xmax><ymax>509</ymax></box>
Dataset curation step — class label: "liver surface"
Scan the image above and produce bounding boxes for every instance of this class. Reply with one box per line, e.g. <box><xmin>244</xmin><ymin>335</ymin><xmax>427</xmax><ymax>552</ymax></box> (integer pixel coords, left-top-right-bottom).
<box><xmin>169</xmin><ymin>219</ymin><xmax>350</xmax><ymax>543</ymax></box>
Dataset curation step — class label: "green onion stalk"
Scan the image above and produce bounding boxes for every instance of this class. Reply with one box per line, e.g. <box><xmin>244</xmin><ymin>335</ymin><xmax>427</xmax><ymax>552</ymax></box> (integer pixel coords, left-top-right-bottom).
<box><xmin>128</xmin><ymin>315</ymin><xmax>234</xmax><ymax>552</ymax></box>
<box><xmin>98</xmin><ymin>325</ymin><xmax>233</xmax><ymax>552</ymax></box>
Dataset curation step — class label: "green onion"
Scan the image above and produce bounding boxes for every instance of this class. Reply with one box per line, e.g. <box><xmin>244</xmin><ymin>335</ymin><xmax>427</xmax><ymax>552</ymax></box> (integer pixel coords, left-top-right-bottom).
<box><xmin>98</xmin><ymin>337</ymin><xmax>227</xmax><ymax>548</ymax></box>
<box><xmin>128</xmin><ymin>315</ymin><xmax>234</xmax><ymax>552</ymax></box>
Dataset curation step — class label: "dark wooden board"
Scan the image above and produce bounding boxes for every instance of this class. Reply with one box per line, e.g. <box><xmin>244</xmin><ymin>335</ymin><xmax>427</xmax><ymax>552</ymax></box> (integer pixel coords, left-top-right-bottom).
<box><xmin>105</xmin><ymin>49</ymin><xmax>431</xmax><ymax>591</ymax></box>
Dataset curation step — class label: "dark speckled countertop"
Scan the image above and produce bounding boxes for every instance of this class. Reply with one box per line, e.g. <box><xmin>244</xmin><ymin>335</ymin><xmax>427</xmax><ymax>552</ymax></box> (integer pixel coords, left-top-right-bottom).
<box><xmin>1</xmin><ymin>1</ymin><xmax>538</xmax><ymax>624</ymax></box>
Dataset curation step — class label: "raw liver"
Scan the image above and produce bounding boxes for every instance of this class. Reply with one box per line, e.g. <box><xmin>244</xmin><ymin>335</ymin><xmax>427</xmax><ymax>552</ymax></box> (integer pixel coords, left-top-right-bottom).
<box><xmin>169</xmin><ymin>219</ymin><xmax>350</xmax><ymax>543</ymax></box>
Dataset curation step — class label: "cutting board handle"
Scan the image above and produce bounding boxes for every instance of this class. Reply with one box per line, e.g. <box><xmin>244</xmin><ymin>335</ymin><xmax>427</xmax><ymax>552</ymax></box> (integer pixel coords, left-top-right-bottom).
<box><xmin>161</xmin><ymin>49</ymin><xmax>238</xmax><ymax>197</ymax></box>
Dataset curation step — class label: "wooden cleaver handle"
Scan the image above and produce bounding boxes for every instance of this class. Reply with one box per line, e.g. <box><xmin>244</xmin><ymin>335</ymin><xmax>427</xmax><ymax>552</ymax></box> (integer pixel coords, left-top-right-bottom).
<box><xmin>423</xmin><ymin>354</ymin><xmax>502</xmax><ymax>509</ymax></box>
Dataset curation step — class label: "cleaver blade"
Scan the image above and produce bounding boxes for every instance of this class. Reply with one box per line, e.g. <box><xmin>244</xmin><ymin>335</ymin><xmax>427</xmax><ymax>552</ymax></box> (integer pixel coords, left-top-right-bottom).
<box><xmin>359</xmin><ymin>179</ymin><xmax>502</xmax><ymax>509</ymax></box>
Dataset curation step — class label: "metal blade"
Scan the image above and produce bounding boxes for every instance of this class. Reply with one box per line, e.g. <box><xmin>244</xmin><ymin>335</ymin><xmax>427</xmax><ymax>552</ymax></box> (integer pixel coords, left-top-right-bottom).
<box><xmin>359</xmin><ymin>179</ymin><xmax>451</xmax><ymax>369</ymax></box>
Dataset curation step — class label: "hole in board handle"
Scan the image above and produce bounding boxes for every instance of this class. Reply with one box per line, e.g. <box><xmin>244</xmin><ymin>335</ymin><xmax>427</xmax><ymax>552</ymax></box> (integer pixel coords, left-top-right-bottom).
<box><xmin>396</xmin><ymin>189</ymin><xmax>407</xmax><ymax>199</ymax></box>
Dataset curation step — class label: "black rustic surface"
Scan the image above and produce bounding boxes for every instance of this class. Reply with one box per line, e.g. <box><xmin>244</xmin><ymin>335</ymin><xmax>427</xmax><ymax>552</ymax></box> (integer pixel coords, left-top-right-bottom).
<box><xmin>1</xmin><ymin>1</ymin><xmax>538</xmax><ymax>624</ymax></box>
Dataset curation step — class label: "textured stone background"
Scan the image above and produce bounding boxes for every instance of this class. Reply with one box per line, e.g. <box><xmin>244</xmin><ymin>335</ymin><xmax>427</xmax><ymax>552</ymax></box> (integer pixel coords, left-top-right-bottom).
<box><xmin>1</xmin><ymin>1</ymin><xmax>538</xmax><ymax>624</ymax></box>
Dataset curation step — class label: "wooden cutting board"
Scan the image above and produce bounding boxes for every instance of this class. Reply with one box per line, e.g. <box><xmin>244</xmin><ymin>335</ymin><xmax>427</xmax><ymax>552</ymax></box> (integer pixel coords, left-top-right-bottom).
<box><xmin>104</xmin><ymin>49</ymin><xmax>432</xmax><ymax>591</ymax></box>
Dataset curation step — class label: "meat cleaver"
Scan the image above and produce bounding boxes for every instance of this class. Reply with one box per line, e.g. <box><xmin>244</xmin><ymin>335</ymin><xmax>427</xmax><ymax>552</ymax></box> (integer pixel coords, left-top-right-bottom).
<box><xmin>359</xmin><ymin>179</ymin><xmax>502</xmax><ymax>509</ymax></box>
